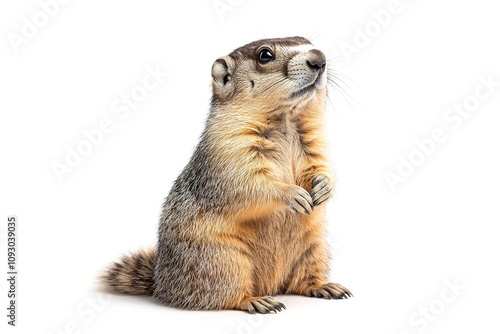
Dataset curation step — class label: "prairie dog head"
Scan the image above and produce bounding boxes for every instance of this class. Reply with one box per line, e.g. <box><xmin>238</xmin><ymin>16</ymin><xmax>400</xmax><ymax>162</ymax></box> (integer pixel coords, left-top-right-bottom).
<box><xmin>211</xmin><ymin>37</ymin><xmax>327</xmax><ymax>111</ymax></box>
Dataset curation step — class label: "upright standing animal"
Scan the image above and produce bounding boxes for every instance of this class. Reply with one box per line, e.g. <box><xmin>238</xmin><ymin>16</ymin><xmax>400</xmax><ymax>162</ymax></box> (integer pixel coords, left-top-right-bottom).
<box><xmin>101</xmin><ymin>36</ymin><xmax>352</xmax><ymax>314</ymax></box>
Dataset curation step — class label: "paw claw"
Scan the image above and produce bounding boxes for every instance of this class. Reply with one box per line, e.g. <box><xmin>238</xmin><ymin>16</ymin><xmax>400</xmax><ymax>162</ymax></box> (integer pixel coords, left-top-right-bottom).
<box><xmin>288</xmin><ymin>186</ymin><xmax>314</xmax><ymax>215</ymax></box>
<box><xmin>311</xmin><ymin>175</ymin><xmax>333</xmax><ymax>207</ymax></box>
<box><xmin>242</xmin><ymin>296</ymin><xmax>286</xmax><ymax>314</ymax></box>
<box><xmin>306</xmin><ymin>283</ymin><xmax>352</xmax><ymax>300</ymax></box>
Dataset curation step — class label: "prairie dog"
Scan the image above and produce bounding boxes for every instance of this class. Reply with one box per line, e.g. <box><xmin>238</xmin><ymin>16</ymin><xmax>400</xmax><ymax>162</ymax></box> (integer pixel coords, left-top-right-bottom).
<box><xmin>101</xmin><ymin>36</ymin><xmax>352</xmax><ymax>313</ymax></box>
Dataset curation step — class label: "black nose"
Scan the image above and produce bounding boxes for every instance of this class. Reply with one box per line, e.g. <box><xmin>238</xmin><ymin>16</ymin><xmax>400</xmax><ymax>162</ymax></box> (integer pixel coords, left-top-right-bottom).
<box><xmin>306</xmin><ymin>49</ymin><xmax>326</xmax><ymax>73</ymax></box>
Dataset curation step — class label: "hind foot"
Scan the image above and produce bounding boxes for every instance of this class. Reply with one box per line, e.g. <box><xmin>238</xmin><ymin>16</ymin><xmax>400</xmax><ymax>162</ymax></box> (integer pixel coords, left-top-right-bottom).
<box><xmin>306</xmin><ymin>282</ymin><xmax>353</xmax><ymax>299</ymax></box>
<box><xmin>239</xmin><ymin>296</ymin><xmax>286</xmax><ymax>314</ymax></box>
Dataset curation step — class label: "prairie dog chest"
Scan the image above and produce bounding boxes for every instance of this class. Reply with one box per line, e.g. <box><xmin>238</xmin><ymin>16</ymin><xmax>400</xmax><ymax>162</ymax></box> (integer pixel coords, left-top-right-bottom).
<box><xmin>260</xmin><ymin>113</ymin><xmax>306</xmax><ymax>182</ymax></box>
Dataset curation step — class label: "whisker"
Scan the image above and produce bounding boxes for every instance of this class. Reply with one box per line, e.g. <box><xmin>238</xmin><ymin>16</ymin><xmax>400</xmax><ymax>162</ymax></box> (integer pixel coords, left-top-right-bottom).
<box><xmin>327</xmin><ymin>74</ymin><xmax>358</xmax><ymax>112</ymax></box>
<box><xmin>329</xmin><ymin>70</ymin><xmax>356</xmax><ymax>85</ymax></box>
<box><xmin>328</xmin><ymin>74</ymin><xmax>354</xmax><ymax>94</ymax></box>
<box><xmin>307</xmin><ymin>31</ymin><xmax>321</xmax><ymax>44</ymax></box>
<box><xmin>326</xmin><ymin>87</ymin><xmax>342</xmax><ymax>119</ymax></box>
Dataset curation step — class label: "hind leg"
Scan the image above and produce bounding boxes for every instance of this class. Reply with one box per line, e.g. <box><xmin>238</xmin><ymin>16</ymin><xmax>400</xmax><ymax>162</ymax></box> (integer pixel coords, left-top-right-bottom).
<box><xmin>219</xmin><ymin>247</ymin><xmax>286</xmax><ymax>314</ymax></box>
<box><xmin>153</xmin><ymin>241</ymin><xmax>287</xmax><ymax>313</ymax></box>
<box><xmin>154</xmin><ymin>241</ymin><xmax>245</xmax><ymax>309</ymax></box>
<box><xmin>284</xmin><ymin>241</ymin><xmax>352</xmax><ymax>299</ymax></box>
<box><xmin>221</xmin><ymin>252</ymin><xmax>287</xmax><ymax>314</ymax></box>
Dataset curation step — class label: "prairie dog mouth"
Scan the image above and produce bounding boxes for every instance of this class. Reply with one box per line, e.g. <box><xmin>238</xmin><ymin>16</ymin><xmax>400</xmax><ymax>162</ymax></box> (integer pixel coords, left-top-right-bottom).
<box><xmin>291</xmin><ymin>71</ymin><xmax>323</xmax><ymax>98</ymax></box>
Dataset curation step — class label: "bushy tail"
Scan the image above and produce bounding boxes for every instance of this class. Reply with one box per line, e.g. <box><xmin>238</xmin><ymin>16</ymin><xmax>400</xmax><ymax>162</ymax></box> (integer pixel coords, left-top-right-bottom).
<box><xmin>100</xmin><ymin>248</ymin><xmax>156</xmax><ymax>295</ymax></box>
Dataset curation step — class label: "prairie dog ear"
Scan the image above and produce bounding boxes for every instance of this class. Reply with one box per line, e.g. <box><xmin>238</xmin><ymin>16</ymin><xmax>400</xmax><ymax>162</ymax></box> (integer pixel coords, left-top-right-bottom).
<box><xmin>211</xmin><ymin>56</ymin><xmax>235</xmax><ymax>89</ymax></box>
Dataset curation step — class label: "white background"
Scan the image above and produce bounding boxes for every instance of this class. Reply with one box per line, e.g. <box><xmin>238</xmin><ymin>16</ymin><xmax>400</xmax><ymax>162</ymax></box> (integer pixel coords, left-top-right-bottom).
<box><xmin>1</xmin><ymin>0</ymin><xmax>499</xmax><ymax>333</ymax></box>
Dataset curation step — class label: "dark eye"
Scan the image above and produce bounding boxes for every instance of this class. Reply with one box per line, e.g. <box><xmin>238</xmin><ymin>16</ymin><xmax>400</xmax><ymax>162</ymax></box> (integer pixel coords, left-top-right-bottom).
<box><xmin>257</xmin><ymin>48</ymin><xmax>274</xmax><ymax>64</ymax></box>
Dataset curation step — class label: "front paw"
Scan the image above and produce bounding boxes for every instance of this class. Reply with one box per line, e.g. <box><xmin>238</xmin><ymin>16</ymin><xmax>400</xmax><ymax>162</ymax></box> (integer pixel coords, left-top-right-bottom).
<box><xmin>311</xmin><ymin>175</ymin><xmax>333</xmax><ymax>207</ymax></box>
<box><xmin>287</xmin><ymin>185</ymin><xmax>314</xmax><ymax>215</ymax></box>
